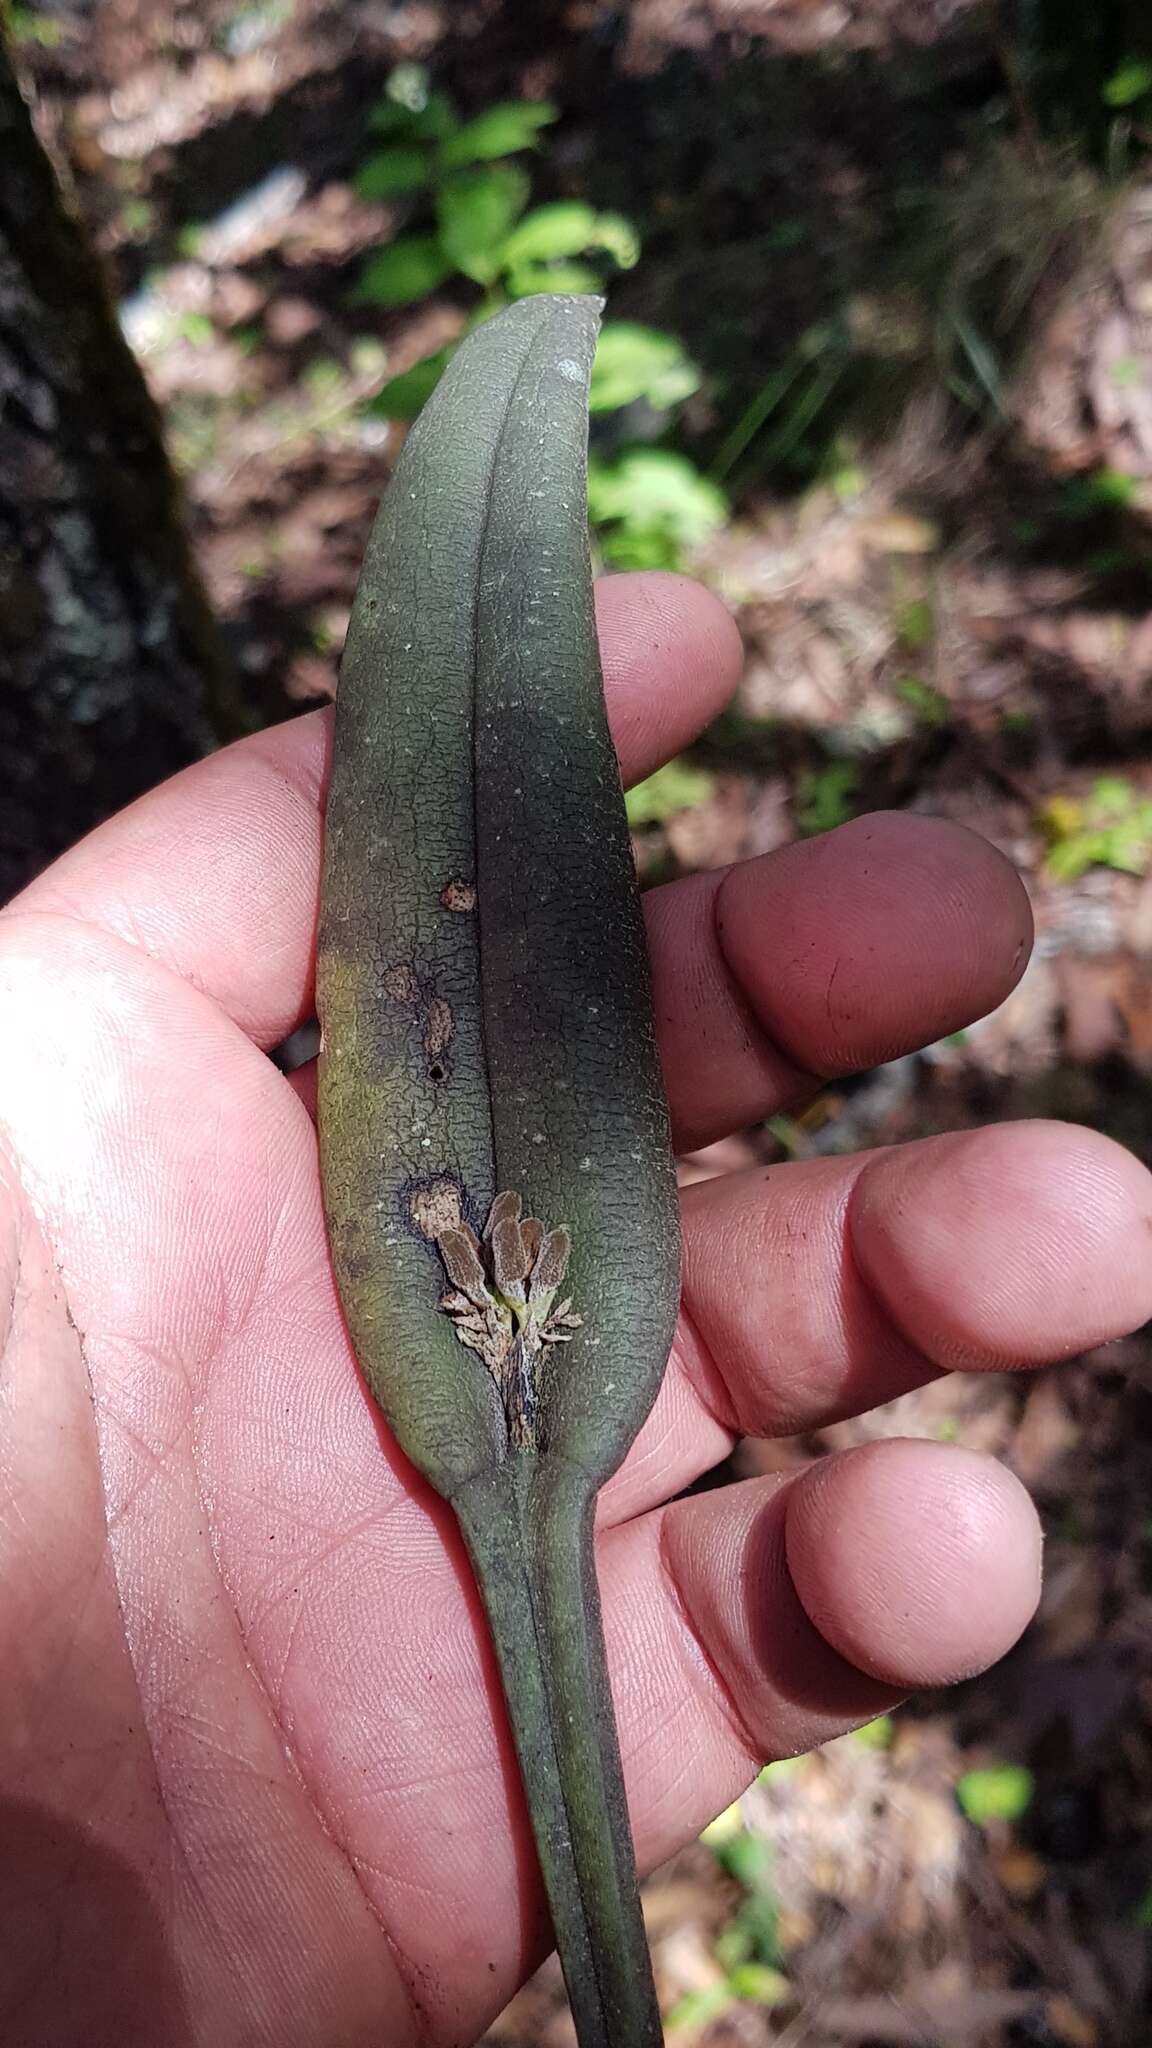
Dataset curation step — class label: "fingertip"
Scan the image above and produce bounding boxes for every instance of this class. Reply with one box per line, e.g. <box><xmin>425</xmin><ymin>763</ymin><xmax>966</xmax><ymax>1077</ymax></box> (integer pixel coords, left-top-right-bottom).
<box><xmin>852</xmin><ymin>1119</ymin><xmax>1152</xmax><ymax>1372</ymax></box>
<box><xmin>785</xmin><ymin>1440</ymin><xmax>1042</xmax><ymax>1690</ymax></box>
<box><xmin>594</xmin><ymin>572</ymin><xmax>743</xmax><ymax>781</ymax></box>
<box><xmin>716</xmin><ymin>812</ymin><xmax>1034</xmax><ymax>1077</ymax></box>
<box><xmin>597</xmin><ymin>568</ymin><xmax>745</xmax><ymax>680</ymax></box>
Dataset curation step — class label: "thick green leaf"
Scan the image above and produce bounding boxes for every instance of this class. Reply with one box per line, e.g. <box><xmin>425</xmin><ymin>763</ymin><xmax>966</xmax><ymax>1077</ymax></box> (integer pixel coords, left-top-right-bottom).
<box><xmin>589</xmin><ymin>322</ymin><xmax>701</xmax><ymax>412</ymax></box>
<box><xmin>437</xmin><ymin>164</ymin><xmax>530</xmax><ymax>282</ymax></box>
<box><xmin>366</xmin><ymin>345</ymin><xmax>456</xmax><ymax>419</ymax></box>
<box><xmin>351</xmin><ymin>236</ymin><xmax>455</xmax><ymax>307</ymax></box>
<box><xmin>353</xmin><ymin>146</ymin><xmax>433</xmax><ymax>199</ymax></box>
<box><xmin>439</xmin><ymin>98</ymin><xmax>557</xmax><ymax>167</ymax></box>
<box><xmin>318</xmin><ymin>295</ymin><xmax>678</xmax><ymax>2048</ymax></box>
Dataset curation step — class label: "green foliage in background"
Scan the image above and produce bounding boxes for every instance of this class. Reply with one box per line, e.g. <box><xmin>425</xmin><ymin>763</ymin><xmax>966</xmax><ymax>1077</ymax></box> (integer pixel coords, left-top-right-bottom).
<box><xmin>589</xmin><ymin>451</ymin><xmax>727</xmax><ymax>571</ymax></box>
<box><xmin>1040</xmin><ymin>779</ymin><xmax>1152</xmax><ymax>880</ymax></box>
<box><xmin>350</xmin><ymin>66</ymin><xmax>722</xmax><ymax>569</ymax></box>
<box><xmin>6</xmin><ymin>5</ymin><xmax>62</xmax><ymax>43</ymax></box>
<box><xmin>1102</xmin><ymin>58</ymin><xmax>1152</xmax><ymax>109</ymax></box>
<box><xmin>666</xmin><ymin>1800</ymin><xmax>789</xmax><ymax>2033</ymax></box>
<box><xmin>956</xmin><ymin>1764</ymin><xmax>1035</xmax><ymax>1826</ymax></box>
<box><xmin>1021</xmin><ymin>0</ymin><xmax>1152</xmax><ymax>151</ymax></box>
<box><xmin>895</xmin><ymin>675</ymin><xmax>950</xmax><ymax>727</ymax></box>
<box><xmin>625</xmin><ymin>757</ymin><xmax>715</xmax><ymax>828</ymax></box>
<box><xmin>669</xmin><ymin>1726</ymin><xmax>897</xmax><ymax>2028</ymax></box>
<box><xmin>351</xmin><ymin>68</ymin><xmax>639</xmax><ymax>353</ymax></box>
<box><xmin>795</xmin><ymin>759</ymin><xmax>861</xmax><ymax>837</ymax></box>
<box><xmin>853</xmin><ymin>1714</ymin><xmax>895</xmax><ymax>1749</ymax></box>
<box><xmin>587</xmin><ymin>325</ymin><xmax>697</xmax><ymax>413</ymax></box>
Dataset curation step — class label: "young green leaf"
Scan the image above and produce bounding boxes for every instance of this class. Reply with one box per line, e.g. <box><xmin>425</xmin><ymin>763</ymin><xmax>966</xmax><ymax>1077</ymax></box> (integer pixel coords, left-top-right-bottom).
<box><xmin>436</xmin><ymin>163</ymin><xmax>531</xmax><ymax>282</ymax></box>
<box><xmin>502</xmin><ymin>200</ymin><xmax>601</xmax><ymax>265</ymax></box>
<box><xmin>586</xmin><ymin>211</ymin><xmax>641</xmax><ymax>269</ymax></box>
<box><xmin>588</xmin><ymin>449</ymin><xmax>728</xmax><ymax>569</ymax></box>
<box><xmin>351</xmin><ymin>235</ymin><xmax>455</xmax><ymax>307</ymax></box>
<box><xmin>318</xmin><ymin>295</ymin><xmax>679</xmax><ymax>2047</ymax></box>
<box><xmin>590</xmin><ymin>322</ymin><xmax>701</xmax><ymax>412</ymax></box>
<box><xmin>501</xmin><ymin>203</ymin><xmax>640</xmax><ymax>272</ymax></box>
<box><xmin>353</xmin><ymin>146</ymin><xmax>433</xmax><ymax>199</ymax></box>
<box><xmin>438</xmin><ymin>98</ymin><xmax>557</xmax><ymax>167</ymax></box>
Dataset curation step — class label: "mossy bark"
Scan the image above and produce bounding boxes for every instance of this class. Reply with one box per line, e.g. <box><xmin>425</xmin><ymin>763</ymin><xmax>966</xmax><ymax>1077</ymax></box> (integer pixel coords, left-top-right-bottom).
<box><xmin>0</xmin><ymin>36</ymin><xmax>238</xmax><ymax>902</ymax></box>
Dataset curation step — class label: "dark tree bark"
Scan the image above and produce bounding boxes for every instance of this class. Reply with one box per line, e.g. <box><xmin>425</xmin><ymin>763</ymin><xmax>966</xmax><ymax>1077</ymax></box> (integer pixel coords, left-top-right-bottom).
<box><xmin>0</xmin><ymin>36</ymin><xmax>239</xmax><ymax>902</ymax></box>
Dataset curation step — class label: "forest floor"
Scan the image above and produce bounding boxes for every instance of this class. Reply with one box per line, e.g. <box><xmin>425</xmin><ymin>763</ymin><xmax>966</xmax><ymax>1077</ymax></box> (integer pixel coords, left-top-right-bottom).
<box><xmin>16</xmin><ymin>1</ymin><xmax>1152</xmax><ymax>2041</ymax></box>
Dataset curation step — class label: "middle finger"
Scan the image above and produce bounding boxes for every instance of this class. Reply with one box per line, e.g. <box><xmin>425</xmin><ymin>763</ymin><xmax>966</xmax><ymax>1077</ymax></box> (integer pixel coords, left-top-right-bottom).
<box><xmin>647</xmin><ymin>808</ymin><xmax>1032</xmax><ymax>1151</ymax></box>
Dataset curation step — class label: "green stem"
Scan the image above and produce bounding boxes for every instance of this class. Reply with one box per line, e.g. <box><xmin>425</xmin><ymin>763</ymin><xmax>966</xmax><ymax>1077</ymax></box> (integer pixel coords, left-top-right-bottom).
<box><xmin>453</xmin><ymin>1467</ymin><xmax>662</xmax><ymax>2048</ymax></box>
<box><xmin>525</xmin><ymin>1463</ymin><xmax>663</xmax><ymax>2045</ymax></box>
<box><xmin>756</xmin><ymin>352</ymin><xmax>845</xmax><ymax>469</ymax></box>
<box><xmin>709</xmin><ymin>351</ymin><xmax>809</xmax><ymax>483</ymax></box>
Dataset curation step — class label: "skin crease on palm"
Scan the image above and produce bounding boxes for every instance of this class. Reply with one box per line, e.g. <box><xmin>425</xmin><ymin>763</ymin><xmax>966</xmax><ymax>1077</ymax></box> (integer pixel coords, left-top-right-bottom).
<box><xmin>1</xmin><ymin>576</ymin><xmax>1151</xmax><ymax>2048</ymax></box>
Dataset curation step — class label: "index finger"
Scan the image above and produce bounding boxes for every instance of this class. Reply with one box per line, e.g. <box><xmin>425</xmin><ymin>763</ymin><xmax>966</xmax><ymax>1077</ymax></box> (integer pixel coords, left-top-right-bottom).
<box><xmin>4</xmin><ymin>573</ymin><xmax>743</xmax><ymax>1048</ymax></box>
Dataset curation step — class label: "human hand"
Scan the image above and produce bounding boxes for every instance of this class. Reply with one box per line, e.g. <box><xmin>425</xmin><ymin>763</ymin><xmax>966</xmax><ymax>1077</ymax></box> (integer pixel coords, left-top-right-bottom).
<box><xmin>2</xmin><ymin>573</ymin><xmax>1149</xmax><ymax>2048</ymax></box>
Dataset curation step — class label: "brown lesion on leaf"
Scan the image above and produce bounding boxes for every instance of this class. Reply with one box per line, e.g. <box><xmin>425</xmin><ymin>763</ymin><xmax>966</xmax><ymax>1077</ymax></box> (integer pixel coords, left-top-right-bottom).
<box><xmin>434</xmin><ymin>1191</ymin><xmax>583</xmax><ymax>1449</ymax></box>
<box><xmin>409</xmin><ymin>1178</ymin><xmax>463</xmax><ymax>1240</ymax></box>
<box><xmin>382</xmin><ymin>962</ymin><xmax>420</xmax><ymax>1003</ymax></box>
<box><xmin>423</xmin><ymin>997</ymin><xmax>454</xmax><ymax>1081</ymax></box>
<box><xmin>381</xmin><ymin>967</ymin><xmax>455</xmax><ymax>1081</ymax></box>
<box><xmin>440</xmin><ymin>878</ymin><xmax>476</xmax><ymax>913</ymax></box>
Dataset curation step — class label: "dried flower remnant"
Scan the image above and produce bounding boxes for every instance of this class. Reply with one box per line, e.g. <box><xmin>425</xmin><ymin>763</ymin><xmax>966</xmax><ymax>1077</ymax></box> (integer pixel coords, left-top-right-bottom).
<box><xmin>435</xmin><ymin>1191</ymin><xmax>583</xmax><ymax>1447</ymax></box>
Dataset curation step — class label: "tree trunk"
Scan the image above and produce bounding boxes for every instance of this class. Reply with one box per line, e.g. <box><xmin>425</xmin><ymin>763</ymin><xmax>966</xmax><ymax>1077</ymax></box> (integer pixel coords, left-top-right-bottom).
<box><xmin>0</xmin><ymin>37</ymin><xmax>239</xmax><ymax>902</ymax></box>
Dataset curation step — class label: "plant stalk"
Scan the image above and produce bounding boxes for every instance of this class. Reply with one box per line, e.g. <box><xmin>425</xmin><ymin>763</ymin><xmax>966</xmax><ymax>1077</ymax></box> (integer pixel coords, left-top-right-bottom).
<box><xmin>453</xmin><ymin>1467</ymin><xmax>663</xmax><ymax>2048</ymax></box>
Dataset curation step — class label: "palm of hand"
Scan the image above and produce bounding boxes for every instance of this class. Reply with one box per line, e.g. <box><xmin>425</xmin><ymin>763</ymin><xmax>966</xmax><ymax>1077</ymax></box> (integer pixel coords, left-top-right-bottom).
<box><xmin>1</xmin><ymin>576</ymin><xmax>1149</xmax><ymax>2048</ymax></box>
